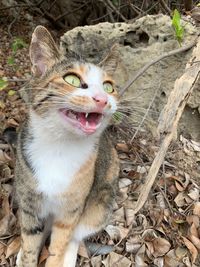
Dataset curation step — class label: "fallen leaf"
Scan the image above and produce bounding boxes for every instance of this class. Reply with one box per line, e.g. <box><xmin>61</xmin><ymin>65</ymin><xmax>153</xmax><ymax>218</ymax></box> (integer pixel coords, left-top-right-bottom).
<box><xmin>152</xmin><ymin>237</ymin><xmax>171</xmax><ymax>257</ymax></box>
<box><xmin>125</xmin><ymin>208</ymin><xmax>135</xmax><ymax>226</ymax></box>
<box><xmin>113</xmin><ymin>207</ymin><xmax>125</xmax><ymax>223</ymax></box>
<box><xmin>182</xmin><ymin>236</ymin><xmax>198</xmax><ymax>263</ymax></box>
<box><xmin>105</xmin><ymin>225</ymin><xmax>129</xmax><ymax>240</ymax></box>
<box><xmin>91</xmin><ymin>255</ymin><xmax>102</xmax><ymax>267</ymax></box>
<box><xmin>38</xmin><ymin>246</ymin><xmax>49</xmax><ymax>265</ymax></box>
<box><xmin>164</xmin><ymin>249</ymin><xmax>183</xmax><ymax>267</ymax></box>
<box><xmin>193</xmin><ymin>202</ymin><xmax>200</xmax><ymax>216</ymax></box>
<box><xmin>174</xmin><ymin>192</ymin><xmax>186</xmax><ymax>207</ymax></box>
<box><xmin>102</xmin><ymin>252</ymin><xmax>131</xmax><ymax>267</ymax></box>
<box><xmin>175</xmin><ymin>246</ymin><xmax>188</xmax><ymax>260</ymax></box>
<box><xmin>78</xmin><ymin>242</ymin><xmax>89</xmax><ymax>258</ymax></box>
<box><xmin>118</xmin><ymin>178</ymin><xmax>132</xmax><ymax>189</ymax></box>
<box><xmin>135</xmin><ymin>244</ymin><xmax>148</xmax><ymax>267</ymax></box>
<box><xmin>116</xmin><ymin>143</ymin><xmax>129</xmax><ymax>152</ymax></box>
<box><xmin>6</xmin><ymin>236</ymin><xmax>20</xmax><ymax>258</ymax></box>
<box><xmin>188</xmin><ymin>188</ymin><xmax>199</xmax><ymax>201</ymax></box>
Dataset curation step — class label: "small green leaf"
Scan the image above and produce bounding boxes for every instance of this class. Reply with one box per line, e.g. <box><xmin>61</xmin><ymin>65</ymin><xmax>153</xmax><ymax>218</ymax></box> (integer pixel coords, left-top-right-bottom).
<box><xmin>0</xmin><ymin>79</ymin><xmax>8</xmax><ymax>90</ymax></box>
<box><xmin>11</xmin><ymin>37</ymin><xmax>27</xmax><ymax>53</ymax></box>
<box><xmin>112</xmin><ymin>0</ymin><xmax>119</xmax><ymax>6</ymax></box>
<box><xmin>172</xmin><ymin>9</ymin><xmax>184</xmax><ymax>45</ymax></box>
<box><xmin>113</xmin><ymin>111</ymin><xmax>123</xmax><ymax>123</ymax></box>
<box><xmin>8</xmin><ymin>90</ymin><xmax>16</xmax><ymax>96</ymax></box>
<box><xmin>7</xmin><ymin>56</ymin><xmax>15</xmax><ymax>65</ymax></box>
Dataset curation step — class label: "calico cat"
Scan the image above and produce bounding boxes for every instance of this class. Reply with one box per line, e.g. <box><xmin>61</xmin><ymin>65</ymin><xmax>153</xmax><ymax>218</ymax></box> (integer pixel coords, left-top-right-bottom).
<box><xmin>15</xmin><ymin>26</ymin><xmax>120</xmax><ymax>267</ymax></box>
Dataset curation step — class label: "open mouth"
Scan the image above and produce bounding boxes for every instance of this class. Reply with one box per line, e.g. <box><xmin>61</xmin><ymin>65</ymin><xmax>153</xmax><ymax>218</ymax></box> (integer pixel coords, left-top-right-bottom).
<box><xmin>59</xmin><ymin>108</ymin><xmax>103</xmax><ymax>134</ymax></box>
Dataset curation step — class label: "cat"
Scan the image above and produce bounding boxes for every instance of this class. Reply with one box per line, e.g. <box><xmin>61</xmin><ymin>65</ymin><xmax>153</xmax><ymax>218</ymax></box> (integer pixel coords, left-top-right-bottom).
<box><xmin>15</xmin><ymin>26</ymin><xmax>120</xmax><ymax>267</ymax></box>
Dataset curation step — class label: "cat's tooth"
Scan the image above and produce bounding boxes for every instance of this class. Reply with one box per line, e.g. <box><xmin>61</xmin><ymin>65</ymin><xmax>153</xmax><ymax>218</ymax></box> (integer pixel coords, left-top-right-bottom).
<box><xmin>86</xmin><ymin>121</ymin><xmax>89</xmax><ymax>128</ymax></box>
<box><xmin>85</xmin><ymin>113</ymin><xmax>89</xmax><ymax>119</ymax></box>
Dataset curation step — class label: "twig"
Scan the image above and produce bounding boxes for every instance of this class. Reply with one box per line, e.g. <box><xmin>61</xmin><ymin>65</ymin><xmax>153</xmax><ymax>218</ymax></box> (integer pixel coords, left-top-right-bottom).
<box><xmin>131</xmin><ymin>36</ymin><xmax>200</xmax><ymax>215</ymax></box>
<box><xmin>120</xmin><ymin>38</ymin><xmax>198</xmax><ymax>96</ymax></box>
<box><xmin>159</xmin><ymin>0</ymin><xmax>171</xmax><ymax>15</ymax></box>
<box><xmin>8</xmin><ymin>7</ymin><xmax>21</xmax><ymax>37</ymax></box>
<box><xmin>54</xmin><ymin>2</ymin><xmax>88</xmax><ymax>22</ymax></box>
<box><xmin>0</xmin><ymin>4</ymin><xmax>34</xmax><ymax>11</ymax></box>
<box><xmin>130</xmin><ymin>82</ymin><xmax>161</xmax><ymax>142</ymax></box>
<box><xmin>105</xmin><ymin>0</ymin><xmax>128</xmax><ymax>22</ymax></box>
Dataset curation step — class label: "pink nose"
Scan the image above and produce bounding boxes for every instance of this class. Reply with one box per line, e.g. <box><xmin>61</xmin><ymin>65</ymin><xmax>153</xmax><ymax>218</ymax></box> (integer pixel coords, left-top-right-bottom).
<box><xmin>92</xmin><ymin>94</ymin><xmax>108</xmax><ymax>108</ymax></box>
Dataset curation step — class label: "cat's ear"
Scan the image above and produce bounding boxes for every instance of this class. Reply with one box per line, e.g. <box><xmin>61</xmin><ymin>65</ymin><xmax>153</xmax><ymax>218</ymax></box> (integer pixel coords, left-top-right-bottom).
<box><xmin>99</xmin><ymin>44</ymin><xmax>120</xmax><ymax>76</ymax></box>
<box><xmin>30</xmin><ymin>26</ymin><xmax>60</xmax><ymax>77</ymax></box>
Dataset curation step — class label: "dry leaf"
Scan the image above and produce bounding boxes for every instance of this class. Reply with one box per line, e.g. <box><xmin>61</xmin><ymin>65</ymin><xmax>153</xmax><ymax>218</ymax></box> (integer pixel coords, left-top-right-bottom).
<box><xmin>6</xmin><ymin>236</ymin><xmax>20</xmax><ymax>258</ymax></box>
<box><xmin>125</xmin><ymin>241</ymin><xmax>141</xmax><ymax>253</ymax></box>
<box><xmin>135</xmin><ymin>244</ymin><xmax>148</xmax><ymax>267</ymax></box>
<box><xmin>153</xmin><ymin>257</ymin><xmax>164</xmax><ymax>267</ymax></box>
<box><xmin>102</xmin><ymin>252</ymin><xmax>131</xmax><ymax>267</ymax></box>
<box><xmin>105</xmin><ymin>225</ymin><xmax>128</xmax><ymax>240</ymax></box>
<box><xmin>118</xmin><ymin>178</ymin><xmax>132</xmax><ymax>189</ymax></box>
<box><xmin>156</xmin><ymin>193</ymin><xmax>166</xmax><ymax>209</ymax></box>
<box><xmin>193</xmin><ymin>202</ymin><xmax>200</xmax><ymax>216</ymax></box>
<box><xmin>182</xmin><ymin>236</ymin><xmax>198</xmax><ymax>263</ymax></box>
<box><xmin>152</xmin><ymin>237</ymin><xmax>171</xmax><ymax>257</ymax></box>
<box><xmin>174</xmin><ymin>192</ymin><xmax>186</xmax><ymax>207</ymax></box>
<box><xmin>91</xmin><ymin>255</ymin><xmax>102</xmax><ymax>267</ymax></box>
<box><xmin>78</xmin><ymin>242</ymin><xmax>89</xmax><ymax>258</ymax></box>
<box><xmin>116</xmin><ymin>143</ymin><xmax>129</xmax><ymax>152</ymax></box>
<box><xmin>0</xmin><ymin>150</ymin><xmax>11</xmax><ymax>163</ymax></box>
<box><xmin>0</xmin><ymin>213</ymin><xmax>16</xmax><ymax>237</ymax></box>
<box><xmin>188</xmin><ymin>188</ymin><xmax>199</xmax><ymax>201</ymax></box>
<box><xmin>113</xmin><ymin>207</ymin><xmax>125</xmax><ymax>223</ymax></box>
<box><xmin>125</xmin><ymin>208</ymin><xmax>135</xmax><ymax>226</ymax></box>
<box><xmin>175</xmin><ymin>246</ymin><xmax>188</xmax><ymax>260</ymax></box>
<box><xmin>186</xmin><ymin>215</ymin><xmax>199</xmax><ymax>228</ymax></box>
<box><xmin>38</xmin><ymin>246</ymin><xmax>49</xmax><ymax>265</ymax></box>
<box><xmin>0</xmin><ymin>243</ymin><xmax>6</xmax><ymax>257</ymax></box>
<box><xmin>164</xmin><ymin>249</ymin><xmax>183</xmax><ymax>267</ymax></box>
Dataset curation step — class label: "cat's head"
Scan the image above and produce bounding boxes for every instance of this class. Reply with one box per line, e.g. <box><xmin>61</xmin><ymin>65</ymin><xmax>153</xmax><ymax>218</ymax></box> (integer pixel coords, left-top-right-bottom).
<box><xmin>27</xmin><ymin>26</ymin><xmax>120</xmax><ymax>138</ymax></box>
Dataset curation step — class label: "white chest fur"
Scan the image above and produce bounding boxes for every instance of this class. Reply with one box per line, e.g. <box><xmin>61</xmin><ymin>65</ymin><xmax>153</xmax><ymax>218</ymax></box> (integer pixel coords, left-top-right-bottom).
<box><xmin>26</xmin><ymin>135</ymin><xmax>95</xmax><ymax>196</ymax></box>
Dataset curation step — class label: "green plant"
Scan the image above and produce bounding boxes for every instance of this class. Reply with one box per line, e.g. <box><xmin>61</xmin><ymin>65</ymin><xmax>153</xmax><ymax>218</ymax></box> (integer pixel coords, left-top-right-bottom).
<box><xmin>0</xmin><ymin>79</ymin><xmax>8</xmax><ymax>90</ymax></box>
<box><xmin>113</xmin><ymin>111</ymin><xmax>123</xmax><ymax>124</ymax></box>
<box><xmin>172</xmin><ymin>9</ymin><xmax>184</xmax><ymax>45</ymax></box>
<box><xmin>7</xmin><ymin>37</ymin><xmax>27</xmax><ymax>66</ymax></box>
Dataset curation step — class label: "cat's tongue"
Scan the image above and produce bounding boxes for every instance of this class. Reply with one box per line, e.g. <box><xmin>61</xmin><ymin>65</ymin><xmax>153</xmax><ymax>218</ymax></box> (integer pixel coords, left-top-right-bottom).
<box><xmin>60</xmin><ymin>109</ymin><xmax>103</xmax><ymax>134</ymax></box>
<box><xmin>77</xmin><ymin>112</ymin><xmax>102</xmax><ymax>133</ymax></box>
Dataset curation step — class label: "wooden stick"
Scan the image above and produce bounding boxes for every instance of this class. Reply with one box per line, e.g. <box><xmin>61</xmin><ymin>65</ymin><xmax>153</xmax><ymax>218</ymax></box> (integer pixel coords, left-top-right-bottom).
<box><xmin>132</xmin><ymin>36</ymin><xmax>200</xmax><ymax>215</ymax></box>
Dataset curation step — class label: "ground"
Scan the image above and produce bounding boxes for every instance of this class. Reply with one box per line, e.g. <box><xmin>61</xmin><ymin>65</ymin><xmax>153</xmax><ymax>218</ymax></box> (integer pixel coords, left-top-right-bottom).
<box><xmin>0</xmin><ymin>8</ymin><xmax>200</xmax><ymax>267</ymax></box>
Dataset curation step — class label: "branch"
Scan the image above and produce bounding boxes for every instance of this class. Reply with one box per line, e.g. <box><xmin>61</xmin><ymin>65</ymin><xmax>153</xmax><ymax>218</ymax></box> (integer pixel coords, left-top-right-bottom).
<box><xmin>131</xmin><ymin>36</ymin><xmax>200</xmax><ymax>215</ymax></box>
<box><xmin>105</xmin><ymin>0</ymin><xmax>128</xmax><ymax>22</ymax></box>
<box><xmin>54</xmin><ymin>2</ymin><xmax>89</xmax><ymax>22</ymax></box>
<box><xmin>0</xmin><ymin>4</ymin><xmax>34</xmax><ymax>11</ymax></box>
<box><xmin>119</xmin><ymin>38</ymin><xmax>198</xmax><ymax>96</ymax></box>
<box><xmin>159</xmin><ymin>0</ymin><xmax>171</xmax><ymax>15</ymax></box>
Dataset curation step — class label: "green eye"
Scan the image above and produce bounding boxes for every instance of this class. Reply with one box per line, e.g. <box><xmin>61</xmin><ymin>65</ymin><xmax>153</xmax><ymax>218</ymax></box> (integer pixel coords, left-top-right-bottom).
<box><xmin>64</xmin><ymin>74</ymin><xmax>81</xmax><ymax>87</ymax></box>
<box><xmin>103</xmin><ymin>82</ymin><xmax>114</xmax><ymax>93</ymax></box>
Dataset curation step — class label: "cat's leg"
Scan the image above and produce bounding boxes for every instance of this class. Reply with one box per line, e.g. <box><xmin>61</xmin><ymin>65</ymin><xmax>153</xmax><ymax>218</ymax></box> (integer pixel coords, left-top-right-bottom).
<box><xmin>63</xmin><ymin>239</ymin><xmax>79</xmax><ymax>267</ymax></box>
<box><xmin>16</xmin><ymin>209</ymin><xmax>44</xmax><ymax>267</ymax></box>
<box><xmin>63</xmin><ymin>185</ymin><xmax>115</xmax><ymax>267</ymax></box>
<box><xmin>45</xmin><ymin>215</ymin><xmax>79</xmax><ymax>267</ymax></box>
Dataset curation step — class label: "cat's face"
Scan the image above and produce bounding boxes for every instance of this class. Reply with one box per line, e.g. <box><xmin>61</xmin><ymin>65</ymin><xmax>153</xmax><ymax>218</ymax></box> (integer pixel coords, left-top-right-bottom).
<box><xmin>26</xmin><ymin>26</ymin><xmax>119</xmax><ymax>137</ymax></box>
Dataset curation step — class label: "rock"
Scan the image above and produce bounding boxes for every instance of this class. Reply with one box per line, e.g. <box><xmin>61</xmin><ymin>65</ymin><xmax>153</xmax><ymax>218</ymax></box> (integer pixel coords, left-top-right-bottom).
<box><xmin>61</xmin><ymin>15</ymin><xmax>200</xmax><ymax>140</ymax></box>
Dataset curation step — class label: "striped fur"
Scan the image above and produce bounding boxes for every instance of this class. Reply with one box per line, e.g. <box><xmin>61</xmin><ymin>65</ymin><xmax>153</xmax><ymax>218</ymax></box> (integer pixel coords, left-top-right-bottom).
<box><xmin>15</xmin><ymin>26</ymin><xmax>120</xmax><ymax>267</ymax></box>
